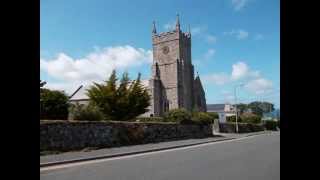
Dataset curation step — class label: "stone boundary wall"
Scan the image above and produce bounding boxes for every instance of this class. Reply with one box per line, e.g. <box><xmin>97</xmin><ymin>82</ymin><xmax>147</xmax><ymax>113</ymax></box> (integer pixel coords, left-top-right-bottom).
<box><xmin>40</xmin><ymin>121</ymin><xmax>213</xmax><ymax>152</ymax></box>
<box><xmin>219</xmin><ymin>122</ymin><xmax>264</xmax><ymax>133</ymax></box>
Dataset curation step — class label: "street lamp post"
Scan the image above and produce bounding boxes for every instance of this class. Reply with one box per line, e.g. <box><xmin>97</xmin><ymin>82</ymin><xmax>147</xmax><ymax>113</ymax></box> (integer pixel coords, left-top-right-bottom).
<box><xmin>234</xmin><ymin>84</ymin><xmax>244</xmax><ymax>133</ymax></box>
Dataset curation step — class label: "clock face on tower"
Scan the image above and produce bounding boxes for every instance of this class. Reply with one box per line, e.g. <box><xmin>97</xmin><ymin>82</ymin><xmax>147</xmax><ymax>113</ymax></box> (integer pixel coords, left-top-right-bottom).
<box><xmin>162</xmin><ymin>46</ymin><xmax>170</xmax><ymax>54</ymax></box>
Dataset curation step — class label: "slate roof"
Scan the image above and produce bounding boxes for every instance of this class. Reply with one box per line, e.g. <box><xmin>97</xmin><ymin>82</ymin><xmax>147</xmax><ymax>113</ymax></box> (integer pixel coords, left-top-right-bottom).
<box><xmin>206</xmin><ymin>104</ymin><xmax>225</xmax><ymax>112</ymax></box>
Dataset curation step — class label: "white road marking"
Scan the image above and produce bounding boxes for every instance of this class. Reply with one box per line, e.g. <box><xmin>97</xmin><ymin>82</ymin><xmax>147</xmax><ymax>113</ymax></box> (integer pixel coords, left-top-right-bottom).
<box><xmin>40</xmin><ymin>133</ymin><xmax>275</xmax><ymax>172</ymax></box>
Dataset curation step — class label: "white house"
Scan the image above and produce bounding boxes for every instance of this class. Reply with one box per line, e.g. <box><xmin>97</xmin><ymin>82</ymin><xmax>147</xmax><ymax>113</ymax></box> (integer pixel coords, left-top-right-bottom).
<box><xmin>206</xmin><ymin>104</ymin><xmax>236</xmax><ymax>123</ymax></box>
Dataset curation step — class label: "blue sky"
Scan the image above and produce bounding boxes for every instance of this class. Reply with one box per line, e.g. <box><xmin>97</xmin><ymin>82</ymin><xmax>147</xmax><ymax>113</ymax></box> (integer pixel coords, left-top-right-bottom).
<box><xmin>40</xmin><ymin>0</ymin><xmax>280</xmax><ymax>108</ymax></box>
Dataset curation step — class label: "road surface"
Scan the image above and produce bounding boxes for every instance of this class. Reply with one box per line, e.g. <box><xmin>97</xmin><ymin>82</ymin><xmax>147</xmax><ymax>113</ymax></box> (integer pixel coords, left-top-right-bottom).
<box><xmin>40</xmin><ymin>132</ymin><xmax>280</xmax><ymax>180</ymax></box>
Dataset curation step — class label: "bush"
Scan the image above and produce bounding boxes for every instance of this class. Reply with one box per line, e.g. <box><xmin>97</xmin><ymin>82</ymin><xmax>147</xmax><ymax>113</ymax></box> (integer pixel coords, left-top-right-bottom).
<box><xmin>226</xmin><ymin>115</ymin><xmax>241</xmax><ymax>123</ymax></box>
<box><xmin>164</xmin><ymin>108</ymin><xmax>192</xmax><ymax>123</ymax></box>
<box><xmin>40</xmin><ymin>89</ymin><xmax>69</xmax><ymax>120</ymax></box>
<box><xmin>192</xmin><ymin>112</ymin><xmax>213</xmax><ymax>125</ymax></box>
<box><xmin>207</xmin><ymin>112</ymin><xmax>219</xmax><ymax>121</ymax></box>
<box><xmin>240</xmin><ymin>113</ymin><xmax>261</xmax><ymax>124</ymax></box>
<box><xmin>265</xmin><ymin>120</ymin><xmax>278</xmax><ymax>131</ymax></box>
<box><xmin>135</xmin><ymin>117</ymin><xmax>164</xmax><ymax>122</ymax></box>
<box><xmin>70</xmin><ymin>103</ymin><xmax>104</xmax><ymax>121</ymax></box>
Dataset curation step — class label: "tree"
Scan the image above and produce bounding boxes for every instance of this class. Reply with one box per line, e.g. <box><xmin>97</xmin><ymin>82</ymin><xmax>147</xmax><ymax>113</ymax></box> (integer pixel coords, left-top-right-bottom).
<box><xmin>86</xmin><ymin>70</ymin><xmax>150</xmax><ymax>121</ymax></box>
<box><xmin>40</xmin><ymin>88</ymin><xmax>69</xmax><ymax>120</ymax></box>
<box><xmin>236</xmin><ymin>103</ymin><xmax>248</xmax><ymax>114</ymax></box>
<box><xmin>240</xmin><ymin>112</ymin><xmax>261</xmax><ymax>124</ymax></box>
<box><xmin>248</xmin><ymin>101</ymin><xmax>274</xmax><ymax>117</ymax></box>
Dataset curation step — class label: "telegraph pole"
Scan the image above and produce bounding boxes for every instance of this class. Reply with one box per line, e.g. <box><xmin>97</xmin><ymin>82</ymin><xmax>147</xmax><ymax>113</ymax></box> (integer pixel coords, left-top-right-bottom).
<box><xmin>234</xmin><ymin>83</ymin><xmax>244</xmax><ymax>133</ymax></box>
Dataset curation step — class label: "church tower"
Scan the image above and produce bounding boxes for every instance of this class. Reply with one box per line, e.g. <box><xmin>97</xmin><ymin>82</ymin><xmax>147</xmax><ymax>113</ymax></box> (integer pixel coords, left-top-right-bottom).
<box><xmin>149</xmin><ymin>14</ymin><xmax>205</xmax><ymax>116</ymax></box>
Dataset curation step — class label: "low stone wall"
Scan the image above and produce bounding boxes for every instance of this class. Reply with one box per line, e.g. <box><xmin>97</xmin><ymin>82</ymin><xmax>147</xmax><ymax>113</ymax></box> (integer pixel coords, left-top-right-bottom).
<box><xmin>40</xmin><ymin>121</ymin><xmax>213</xmax><ymax>152</ymax></box>
<box><xmin>219</xmin><ymin>122</ymin><xmax>264</xmax><ymax>133</ymax></box>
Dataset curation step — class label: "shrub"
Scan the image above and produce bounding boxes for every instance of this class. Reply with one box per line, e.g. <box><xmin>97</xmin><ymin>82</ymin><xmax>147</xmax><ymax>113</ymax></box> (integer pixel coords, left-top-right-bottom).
<box><xmin>135</xmin><ymin>117</ymin><xmax>164</xmax><ymax>122</ymax></box>
<box><xmin>265</xmin><ymin>120</ymin><xmax>278</xmax><ymax>130</ymax></box>
<box><xmin>240</xmin><ymin>112</ymin><xmax>261</xmax><ymax>124</ymax></box>
<box><xmin>40</xmin><ymin>88</ymin><xmax>69</xmax><ymax>120</ymax></box>
<box><xmin>226</xmin><ymin>115</ymin><xmax>241</xmax><ymax>123</ymax></box>
<box><xmin>70</xmin><ymin>103</ymin><xmax>104</xmax><ymax>121</ymax></box>
<box><xmin>164</xmin><ymin>108</ymin><xmax>192</xmax><ymax>123</ymax></box>
<box><xmin>192</xmin><ymin>112</ymin><xmax>213</xmax><ymax>125</ymax></box>
<box><xmin>207</xmin><ymin>112</ymin><xmax>219</xmax><ymax>121</ymax></box>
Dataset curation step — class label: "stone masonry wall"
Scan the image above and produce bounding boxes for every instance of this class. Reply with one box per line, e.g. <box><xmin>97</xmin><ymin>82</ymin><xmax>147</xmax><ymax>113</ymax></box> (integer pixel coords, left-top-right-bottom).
<box><xmin>40</xmin><ymin>121</ymin><xmax>213</xmax><ymax>152</ymax></box>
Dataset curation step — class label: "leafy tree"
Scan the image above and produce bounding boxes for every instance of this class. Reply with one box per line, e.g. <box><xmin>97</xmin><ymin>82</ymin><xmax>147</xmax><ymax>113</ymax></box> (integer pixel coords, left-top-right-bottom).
<box><xmin>40</xmin><ymin>88</ymin><xmax>69</xmax><ymax>120</ymax></box>
<box><xmin>248</xmin><ymin>101</ymin><xmax>275</xmax><ymax>117</ymax></box>
<box><xmin>236</xmin><ymin>103</ymin><xmax>248</xmax><ymax>114</ymax></box>
<box><xmin>86</xmin><ymin>70</ymin><xmax>150</xmax><ymax>121</ymax></box>
<box><xmin>240</xmin><ymin>112</ymin><xmax>261</xmax><ymax>124</ymax></box>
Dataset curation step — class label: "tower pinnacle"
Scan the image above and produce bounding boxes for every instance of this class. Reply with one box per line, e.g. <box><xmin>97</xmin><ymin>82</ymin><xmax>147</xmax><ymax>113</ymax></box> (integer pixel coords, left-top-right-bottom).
<box><xmin>176</xmin><ymin>13</ymin><xmax>180</xmax><ymax>31</ymax></box>
<box><xmin>152</xmin><ymin>21</ymin><xmax>157</xmax><ymax>34</ymax></box>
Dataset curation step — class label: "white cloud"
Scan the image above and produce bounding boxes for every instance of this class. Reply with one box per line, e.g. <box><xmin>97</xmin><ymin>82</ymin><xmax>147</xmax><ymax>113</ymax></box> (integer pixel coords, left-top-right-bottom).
<box><xmin>164</xmin><ymin>21</ymin><xmax>176</xmax><ymax>31</ymax></box>
<box><xmin>231</xmin><ymin>0</ymin><xmax>250</xmax><ymax>11</ymax></box>
<box><xmin>254</xmin><ymin>34</ymin><xmax>264</xmax><ymax>40</ymax></box>
<box><xmin>40</xmin><ymin>45</ymin><xmax>152</xmax><ymax>83</ymax></box>
<box><xmin>231</xmin><ymin>62</ymin><xmax>249</xmax><ymax>80</ymax></box>
<box><xmin>237</xmin><ymin>30</ymin><xmax>249</xmax><ymax>40</ymax></box>
<box><xmin>203</xmin><ymin>73</ymin><xmax>230</xmax><ymax>85</ymax></box>
<box><xmin>224</xmin><ymin>29</ymin><xmax>249</xmax><ymax>40</ymax></box>
<box><xmin>202</xmin><ymin>61</ymin><xmax>270</xmax><ymax>93</ymax></box>
<box><xmin>244</xmin><ymin>78</ymin><xmax>273</xmax><ymax>95</ymax></box>
<box><xmin>206</xmin><ymin>35</ymin><xmax>217</xmax><ymax>43</ymax></box>
<box><xmin>41</xmin><ymin>45</ymin><xmax>152</xmax><ymax>94</ymax></box>
<box><xmin>193</xmin><ymin>49</ymin><xmax>216</xmax><ymax>66</ymax></box>
<box><xmin>191</xmin><ymin>26</ymin><xmax>207</xmax><ymax>36</ymax></box>
<box><xmin>204</xmin><ymin>49</ymin><xmax>216</xmax><ymax>60</ymax></box>
<box><xmin>231</xmin><ymin>61</ymin><xmax>260</xmax><ymax>80</ymax></box>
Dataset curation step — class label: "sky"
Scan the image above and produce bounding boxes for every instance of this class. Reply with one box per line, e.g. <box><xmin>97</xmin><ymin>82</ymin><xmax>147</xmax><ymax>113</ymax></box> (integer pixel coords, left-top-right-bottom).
<box><xmin>40</xmin><ymin>0</ymin><xmax>280</xmax><ymax>108</ymax></box>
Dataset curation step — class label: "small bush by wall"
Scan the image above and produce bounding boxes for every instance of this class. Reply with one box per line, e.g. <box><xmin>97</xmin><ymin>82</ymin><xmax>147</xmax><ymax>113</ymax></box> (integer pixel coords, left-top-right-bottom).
<box><xmin>164</xmin><ymin>109</ymin><xmax>192</xmax><ymax>123</ymax></box>
<box><xmin>264</xmin><ymin>120</ymin><xmax>278</xmax><ymax>131</ymax></box>
<box><xmin>240</xmin><ymin>113</ymin><xmax>261</xmax><ymax>124</ymax></box>
<box><xmin>192</xmin><ymin>112</ymin><xmax>213</xmax><ymax>125</ymax></box>
<box><xmin>135</xmin><ymin>117</ymin><xmax>164</xmax><ymax>122</ymax></box>
<box><xmin>69</xmin><ymin>103</ymin><xmax>104</xmax><ymax>121</ymax></box>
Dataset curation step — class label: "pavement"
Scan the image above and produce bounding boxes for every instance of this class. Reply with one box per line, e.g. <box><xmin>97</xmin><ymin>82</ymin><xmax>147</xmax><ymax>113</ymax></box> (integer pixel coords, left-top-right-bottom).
<box><xmin>40</xmin><ymin>131</ymin><xmax>279</xmax><ymax>180</ymax></box>
<box><xmin>40</xmin><ymin>131</ymin><xmax>271</xmax><ymax>167</ymax></box>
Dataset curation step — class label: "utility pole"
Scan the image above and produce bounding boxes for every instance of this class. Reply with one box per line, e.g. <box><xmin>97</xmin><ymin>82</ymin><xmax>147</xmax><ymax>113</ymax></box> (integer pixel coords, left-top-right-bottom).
<box><xmin>234</xmin><ymin>83</ymin><xmax>244</xmax><ymax>133</ymax></box>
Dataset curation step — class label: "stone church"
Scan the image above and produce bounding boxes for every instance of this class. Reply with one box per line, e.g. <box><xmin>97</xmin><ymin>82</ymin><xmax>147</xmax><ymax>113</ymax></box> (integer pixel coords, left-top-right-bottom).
<box><xmin>147</xmin><ymin>15</ymin><xmax>207</xmax><ymax>117</ymax></box>
<box><xmin>69</xmin><ymin>15</ymin><xmax>207</xmax><ymax>118</ymax></box>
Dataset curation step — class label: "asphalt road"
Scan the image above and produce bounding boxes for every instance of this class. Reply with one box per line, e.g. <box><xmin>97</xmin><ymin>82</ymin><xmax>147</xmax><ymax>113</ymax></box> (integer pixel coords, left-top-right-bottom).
<box><xmin>40</xmin><ymin>132</ymin><xmax>280</xmax><ymax>180</ymax></box>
